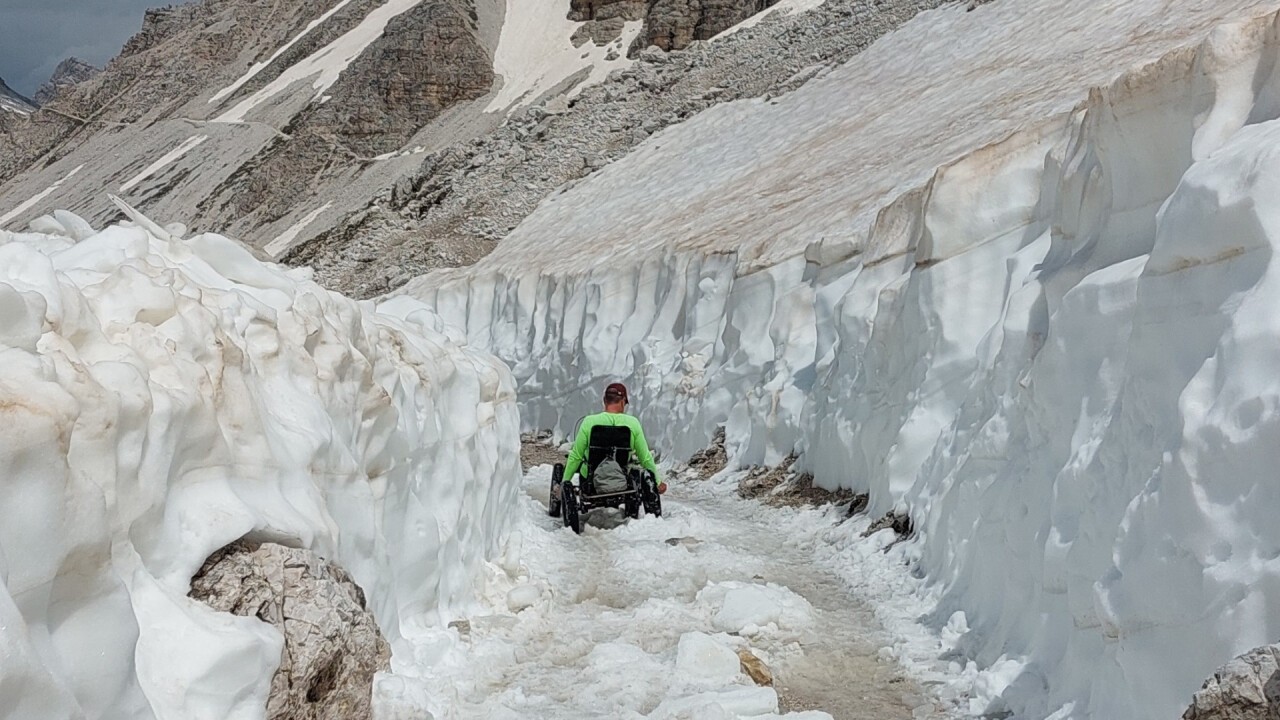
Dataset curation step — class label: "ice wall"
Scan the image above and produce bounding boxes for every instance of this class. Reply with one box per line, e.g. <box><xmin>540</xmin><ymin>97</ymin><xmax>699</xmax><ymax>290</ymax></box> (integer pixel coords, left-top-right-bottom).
<box><xmin>408</xmin><ymin>2</ymin><xmax>1280</xmax><ymax>717</ymax></box>
<box><xmin>0</xmin><ymin>207</ymin><xmax>520</xmax><ymax>720</ymax></box>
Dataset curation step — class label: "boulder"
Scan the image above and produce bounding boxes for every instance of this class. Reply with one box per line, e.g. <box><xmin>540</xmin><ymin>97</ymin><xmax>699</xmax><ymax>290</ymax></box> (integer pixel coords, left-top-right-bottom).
<box><xmin>190</xmin><ymin>541</ymin><xmax>390</xmax><ymax>720</ymax></box>
<box><xmin>1183</xmin><ymin>645</ymin><xmax>1280</xmax><ymax>720</ymax></box>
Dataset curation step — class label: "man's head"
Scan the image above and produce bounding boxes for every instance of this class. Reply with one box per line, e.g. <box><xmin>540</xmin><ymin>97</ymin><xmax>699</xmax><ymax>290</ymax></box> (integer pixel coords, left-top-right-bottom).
<box><xmin>603</xmin><ymin>382</ymin><xmax>628</xmax><ymax>412</ymax></box>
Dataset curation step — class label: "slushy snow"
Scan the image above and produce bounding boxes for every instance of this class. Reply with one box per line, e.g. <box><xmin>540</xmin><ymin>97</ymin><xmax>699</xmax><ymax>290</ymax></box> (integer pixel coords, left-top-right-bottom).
<box><xmin>377</xmin><ymin>463</ymin><xmax>927</xmax><ymax>719</ymax></box>
<box><xmin>409</xmin><ymin>0</ymin><xmax>1280</xmax><ymax>717</ymax></box>
<box><xmin>0</xmin><ymin>204</ymin><xmax>520</xmax><ymax>719</ymax></box>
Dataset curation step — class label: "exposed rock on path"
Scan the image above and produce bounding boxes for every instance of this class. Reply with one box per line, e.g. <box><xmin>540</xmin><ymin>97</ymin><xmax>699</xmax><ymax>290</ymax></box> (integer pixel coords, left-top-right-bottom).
<box><xmin>190</xmin><ymin>541</ymin><xmax>390</xmax><ymax>720</ymax></box>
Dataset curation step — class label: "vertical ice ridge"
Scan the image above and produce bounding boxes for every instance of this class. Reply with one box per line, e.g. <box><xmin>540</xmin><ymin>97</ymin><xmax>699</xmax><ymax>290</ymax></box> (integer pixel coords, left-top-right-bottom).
<box><xmin>409</xmin><ymin>12</ymin><xmax>1280</xmax><ymax>718</ymax></box>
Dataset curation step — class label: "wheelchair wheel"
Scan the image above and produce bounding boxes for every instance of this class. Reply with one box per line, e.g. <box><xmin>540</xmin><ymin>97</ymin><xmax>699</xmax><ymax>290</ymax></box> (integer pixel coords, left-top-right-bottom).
<box><xmin>642</xmin><ymin>473</ymin><xmax>662</xmax><ymax>518</ymax></box>
<box><xmin>562</xmin><ymin>483</ymin><xmax>583</xmax><ymax>534</ymax></box>
<box><xmin>548</xmin><ymin>463</ymin><xmax>565</xmax><ymax>517</ymax></box>
<box><xmin>624</xmin><ymin>469</ymin><xmax>642</xmax><ymax>519</ymax></box>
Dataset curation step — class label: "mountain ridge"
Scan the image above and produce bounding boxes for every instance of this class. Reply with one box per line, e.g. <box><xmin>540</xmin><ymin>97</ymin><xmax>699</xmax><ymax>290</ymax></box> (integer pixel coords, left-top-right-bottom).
<box><xmin>0</xmin><ymin>76</ymin><xmax>36</xmax><ymax>115</ymax></box>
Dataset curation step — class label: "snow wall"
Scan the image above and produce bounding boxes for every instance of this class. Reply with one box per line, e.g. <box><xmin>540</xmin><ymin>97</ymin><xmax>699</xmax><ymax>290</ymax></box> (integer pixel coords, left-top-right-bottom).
<box><xmin>409</xmin><ymin>3</ymin><xmax>1280</xmax><ymax>717</ymax></box>
<box><xmin>0</xmin><ymin>209</ymin><xmax>520</xmax><ymax>720</ymax></box>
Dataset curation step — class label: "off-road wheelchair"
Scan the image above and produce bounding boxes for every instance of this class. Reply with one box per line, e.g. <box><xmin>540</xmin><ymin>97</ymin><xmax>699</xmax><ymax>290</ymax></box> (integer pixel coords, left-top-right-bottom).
<box><xmin>547</xmin><ymin>424</ymin><xmax>662</xmax><ymax>534</ymax></box>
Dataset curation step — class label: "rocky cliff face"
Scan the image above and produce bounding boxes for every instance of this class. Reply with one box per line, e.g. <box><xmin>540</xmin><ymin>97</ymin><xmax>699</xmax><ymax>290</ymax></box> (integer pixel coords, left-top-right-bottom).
<box><xmin>203</xmin><ymin>0</ymin><xmax>493</xmax><ymax>227</ymax></box>
<box><xmin>33</xmin><ymin>58</ymin><xmax>101</xmax><ymax>106</ymax></box>
<box><xmin>0</xmin><ymin>0</ymin><xmax>497</xmax><ymax>239</ymax></box>
<box><xmin>568</xmin><ymin>0</ymin><xmax>779</xmax><ymax>51</ymax></box>
<box><xmin>642</xmin><ymin>0</ymin><xmax>778</xmax><ymax>50</ymax></box>
<box><xmin>0</xmin><ymin>0</ymin><xmax>390</xmax><ymax>183</ymax></box>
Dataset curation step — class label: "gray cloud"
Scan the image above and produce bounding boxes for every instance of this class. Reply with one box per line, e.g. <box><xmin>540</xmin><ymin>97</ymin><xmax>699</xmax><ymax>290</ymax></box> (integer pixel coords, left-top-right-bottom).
<box><xmin>0</xmin><ymin>0</ymin><xmax>161</xmax><ymax>97</ymax></box>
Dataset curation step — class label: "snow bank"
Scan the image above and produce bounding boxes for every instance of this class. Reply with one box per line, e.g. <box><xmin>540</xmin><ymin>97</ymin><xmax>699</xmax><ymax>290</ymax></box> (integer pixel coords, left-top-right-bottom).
<box><xmin>408</xmin><ymin>1</ymin><xmax>1280</xmax><ymax>717</ymax></box>
<box><xmin>0</xmin><ymin>204</ymin><xmax>520</xmax><ymax>719</ymax></box>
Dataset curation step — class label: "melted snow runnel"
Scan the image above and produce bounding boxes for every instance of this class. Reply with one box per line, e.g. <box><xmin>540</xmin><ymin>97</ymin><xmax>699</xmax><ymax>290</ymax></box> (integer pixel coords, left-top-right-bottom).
<box><xmin>0</xmin><ymin>164</ymin><xmax>84</xmax><ymax>227</ymax></box>
<box><xmin>216</xmin><ymin>0</ymin><xmax>424</xmax><ymax>123</ymax></box>
<box><xmin>119</xmin><ymin>135</ymin><xmax>209</xmax><ymax>193</ymax></box>
<box><xmin>208</xmin><ymin>0</ymin><xmax>357</xmax><ymax>105</ymax></box>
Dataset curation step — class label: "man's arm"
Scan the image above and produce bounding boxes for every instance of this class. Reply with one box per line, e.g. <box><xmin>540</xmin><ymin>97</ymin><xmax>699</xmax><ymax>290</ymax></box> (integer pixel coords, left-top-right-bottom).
<box><xmin>562</xmin><ymin>418</ymin><xmax>593</xmax><ymax>482</ymax></box>
<box><xmin>630</xmin><ymin>420</ymin><xmax>661</xmax><ymax>483</ymax></box>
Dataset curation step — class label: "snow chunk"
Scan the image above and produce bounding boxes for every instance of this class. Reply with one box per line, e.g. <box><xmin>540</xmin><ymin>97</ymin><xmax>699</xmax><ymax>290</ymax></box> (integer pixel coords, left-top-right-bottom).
<box><xmin>0</xmin><ymin>205</ymin><xmax>520</xmax><ymax>718</ymax></box>
<box><xmin>649</xmin><ymin>686</ymin><xmax>780</xmax><ymax>719</ymax></box>
<box><xmin>676</xmin><ymin>632</ymin><xmax>742</xmax><ymax>684</ymax></box>
<box><xmin>506</xmin><ymin>583</ymin><xmax>541</xmax><ymax>613</ymax></box>
<box><xmin>699</xmin><ymin>582</ymin><xmax>814</xmax><ymax>634</ymax></box>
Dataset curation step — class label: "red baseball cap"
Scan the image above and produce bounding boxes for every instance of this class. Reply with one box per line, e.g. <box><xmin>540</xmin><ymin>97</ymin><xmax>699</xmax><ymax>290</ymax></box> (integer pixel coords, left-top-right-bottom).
<box><xmin>604</xmin><ymin>383</ymin><xmax>628</xmax><ymax>402</ymax></box>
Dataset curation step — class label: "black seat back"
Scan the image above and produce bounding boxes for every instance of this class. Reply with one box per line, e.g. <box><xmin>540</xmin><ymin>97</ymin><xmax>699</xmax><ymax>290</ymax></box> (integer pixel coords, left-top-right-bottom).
<box><xmin>586</xmin><ymin>424</ymin><xmax>632</xmax><ymax>482</ymax></box>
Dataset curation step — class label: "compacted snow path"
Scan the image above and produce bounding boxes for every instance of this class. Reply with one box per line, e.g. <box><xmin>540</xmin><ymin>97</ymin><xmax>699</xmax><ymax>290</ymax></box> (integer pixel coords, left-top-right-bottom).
<box><xmin>387</xmin><ymin>460</ymin><xmax>949</xmax><ymax>719</ymax></box>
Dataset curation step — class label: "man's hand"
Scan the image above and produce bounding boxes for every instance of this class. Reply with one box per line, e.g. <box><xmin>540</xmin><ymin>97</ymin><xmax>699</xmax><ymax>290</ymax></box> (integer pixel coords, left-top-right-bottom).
<box><xmin>657</xmin><ymin>482</ymin><xmax>668</xmax><ymax>495</ymax></box>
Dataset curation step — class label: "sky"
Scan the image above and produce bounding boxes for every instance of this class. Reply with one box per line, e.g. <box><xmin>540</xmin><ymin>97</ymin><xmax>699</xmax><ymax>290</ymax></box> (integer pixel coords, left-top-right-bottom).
<box><xmin>0</xmin><ymin>0</ymin><xmax>161</xmax><ymax>97</ymax></box>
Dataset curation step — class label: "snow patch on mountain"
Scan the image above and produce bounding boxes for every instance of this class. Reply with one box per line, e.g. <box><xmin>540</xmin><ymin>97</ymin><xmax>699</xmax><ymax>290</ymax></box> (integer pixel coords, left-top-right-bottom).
<box><xmin>208</xmin><ymin>0</ymin><xmax>358</xmax><ymax>106</ymax></box>
<box><xmin>715</xmin><ymin>0</ymin><xmax>829</xmax><ymax>39</ymax></box>
<box><xmin>266</xmin><ymin>201</ymin><xmax>334</xmax><ymax>256</ymax></box>
<box><xmin>408</xmin><ymin>1</ymin><xmax>1280</xmax><ymax>717</ymax></box>
<box><xmin>119</xmin><ymin>135</ymin><xmax>209</xmax><ymax>193</ymax></box>
<box><xmin>0</xmin><ymin>205</ymin><xmax>520</xmax><ymax>719</ymax></box>
<box><xmin>0</xmin><ymin>165</ymin><xmax>84</xmax><ymax>227</ymax></box>
<box><xmin>487</xmin><ymin>0</ymin><xmax>643</xmax><ymax>112</ymax></box>
<box><xmin>0</xmin><ymin>77</ymin><xmax>36</xmax><ymax>115</ymax></box>
<box><xmin>215</xmin><ymin>0</ymin><xmax>425</xmax><ymax>123</ymax></box>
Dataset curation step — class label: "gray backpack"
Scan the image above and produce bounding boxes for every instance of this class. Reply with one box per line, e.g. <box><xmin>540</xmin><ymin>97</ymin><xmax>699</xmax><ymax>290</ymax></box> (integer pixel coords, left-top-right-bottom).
<box><xmin>593</xmin><ymin>457</ymin><xmax>629</xmax><ymax>494</ymax></box>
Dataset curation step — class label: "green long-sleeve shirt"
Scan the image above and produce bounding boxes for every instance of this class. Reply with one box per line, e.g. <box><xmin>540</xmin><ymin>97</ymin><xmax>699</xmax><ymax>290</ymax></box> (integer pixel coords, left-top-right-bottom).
<box><xmin>563</xmin><ymin>411</ymin><xmax>661</xmax><ymax>484</ymax></box>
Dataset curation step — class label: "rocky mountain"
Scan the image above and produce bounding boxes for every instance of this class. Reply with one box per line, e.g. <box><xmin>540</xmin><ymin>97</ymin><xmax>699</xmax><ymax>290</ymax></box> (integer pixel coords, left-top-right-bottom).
<box><xmin>0</xmin><ymin>76</ymin><xmax>35</xmax><ymax>115</ymax></box>
<box><xmin>33</xmin><ymin>57</ymin><xmax>101</xmax><ymax>106</ymax></box>
<box><xmin>569</xmin><ymin>0</ymin><xmax>780</xmax><ymax>52</ymax></box>
<box><xmin>0</xmin><ymin>0</ymin><xmax>941</xmax><ymax>296</ymax></box>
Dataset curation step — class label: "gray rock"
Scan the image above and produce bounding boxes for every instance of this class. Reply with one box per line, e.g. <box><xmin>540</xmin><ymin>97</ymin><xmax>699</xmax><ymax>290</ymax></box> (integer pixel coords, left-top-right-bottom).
<box><xmin>639</xmin><ymin>45</ymin><xmax>669</xmax><ymax>63</ymax></box>
<box><xmin>1184</xmin><ymin>645</ymin><xmax>1280</xmax><ymax>720</ymax></box>
<box><xmin>568</xmin><ymin>0</ymin><xmax>650</xmax><ymax>22</ymax></box>
<box><xmin>639</xmin><ymin>0</ymin><xmax>779</xmax><ymax>53</ymax></box>
<box><xmin>571</xmin><ymin>17</ymin><xmax>628</xmax><ymax>46</ymax></box>
<box><xmin>190</xmin><ymin>541</ymin><xmax>390</xmax><ymax>720</ymax></box>
<box><xmin>34</xmin><ymin>58</ymin><xmax>100</xmax><ymax>106</ymax></box>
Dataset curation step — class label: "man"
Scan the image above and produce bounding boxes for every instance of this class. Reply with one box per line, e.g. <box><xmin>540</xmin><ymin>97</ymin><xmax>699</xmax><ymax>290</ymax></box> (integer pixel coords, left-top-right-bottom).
<box><xmin>563</xmin><ymin>382</ymin><xmax>667</xmax><ymax>494</ymax></box>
